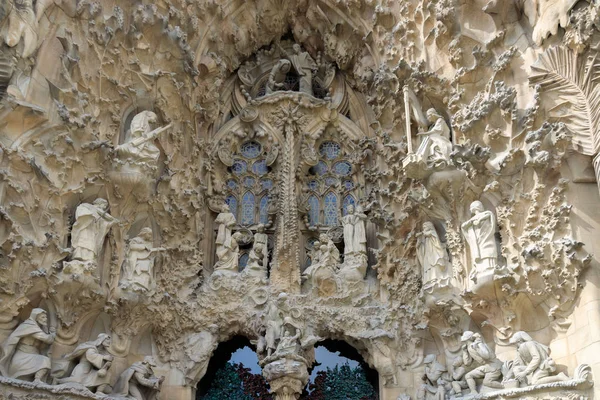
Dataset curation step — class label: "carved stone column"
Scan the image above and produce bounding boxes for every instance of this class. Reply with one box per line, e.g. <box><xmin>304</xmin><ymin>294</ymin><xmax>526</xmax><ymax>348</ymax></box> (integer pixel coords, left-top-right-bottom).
<box><xmin>261</xmin><ymin>356</ymin><xmax>309</xmax><ymax>400</ymax></box>
<box><xmin>270</xmin><ymin>113</ymin><xmax>301</xmax><ymax>294</ymax></box>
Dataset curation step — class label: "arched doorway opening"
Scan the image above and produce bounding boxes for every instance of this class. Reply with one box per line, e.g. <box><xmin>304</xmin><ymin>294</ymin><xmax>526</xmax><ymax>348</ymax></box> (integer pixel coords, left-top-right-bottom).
<box><xmin>302</xmin><ymin>339</ymin><xmax>379</xmax><ymax>400</ymax></box>
<box><xmin>196</xmin><ymin>335</ymin><xmax>270</xmax><ymax>399</ymax></box>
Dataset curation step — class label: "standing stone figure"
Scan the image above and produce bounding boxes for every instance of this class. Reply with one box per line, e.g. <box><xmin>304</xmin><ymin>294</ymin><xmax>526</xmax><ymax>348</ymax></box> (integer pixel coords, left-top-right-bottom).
<box><xmin>57</xmin><ymin>333</ymin><xmax>113</xmax><ymax>393</ymax></box>
<box><xmin>0</xmin><ymin>308</ymin><xmax>55</xmax><ymax>382</ymax></box>
<box><xmin>120</xmin><ymin>228</ymin><xmax>164</xmax><ymax>292</ymax></box>
<box><xmin>112</xmin><ymin>356</ymin><xmax>163</xmax><ymax>400</ymax></box>
<box><xmin>184</xmin><ymin>325</ymin><xmax>219</xmax><ymax>386</ymax></box>
<box><xmin>342</xmin><ymin>205</ymin><xmax>367</xmax><ymax>256</ymax></box>
<box><xmin>265</xmin><ymin>293</ymin><xmax>288</xmax><ymax>357</ymax></box>
<box><xmin>416</xmin><ymin>222</ymin><xmax>450</xmax><ymax>291</ymax></box>
<box><xmin>417</xmin><ymin>354</ymin><xmax>448</xmax><ymax>400</ymax></box>
<box><xmin>461</xmin><ymin>331</ymin><xmax>503</xmax><ymax>393</ymax></box>
<box><xmin>414</xmin><ymin>109</ymin><xmax>453</xmax><ymax>170</ymax></box>
<box><xmin>71</xmin><ymin>198</ymin><xmax>118</xmax><ymax>264</ymax></box>
<box><xmin>506</xmin><ymin>331</ymin><xmax>568</xmax><ymax>385</ymax></box>
<box><xmin>266</xmin><ymin>59</ymin><xmax>291</xmax><ymax>95</ymax></box>
<box><xmin>115</xmin><ymin>111</ymin><xmax>171</xmax><ymax>167</ymax></box>
<box><xmin>283</xmin><ymin>44</ymin><xmax>317</xmax><ymax>95</ymax></box>
<box><xmin>461</xmin><ymin>201</ymin><xmax>498</xmax><ymax>281</ymax></box>
<box><xmin>215</xmin><ymin>203</ymin><xmax>236</xmax><ymax>259</ymax></box>
<box><xmin>254</xmin><ymin>224</ymin><xmax>269</xmax><ymax>268</ymax></box>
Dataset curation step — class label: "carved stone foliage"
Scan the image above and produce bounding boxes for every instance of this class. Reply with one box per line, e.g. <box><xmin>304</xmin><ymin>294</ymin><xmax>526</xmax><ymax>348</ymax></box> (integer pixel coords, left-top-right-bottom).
<box><xmin>0</xmin><ymin>1</ymin><xmax>599</xmax><ymax>400</ymax></box>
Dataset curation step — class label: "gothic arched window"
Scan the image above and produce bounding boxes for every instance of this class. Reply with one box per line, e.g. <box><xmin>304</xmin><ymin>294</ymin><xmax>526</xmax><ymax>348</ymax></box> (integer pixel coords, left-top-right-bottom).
<box><xmin>224</xmin><ymin>141</ymin><xmax>274</xmax><ymax>227</ymax></box>
<box><xmin>305</xmin><ymin>141</ymin><xmax>357</xmax><ymax>228</ymax></box>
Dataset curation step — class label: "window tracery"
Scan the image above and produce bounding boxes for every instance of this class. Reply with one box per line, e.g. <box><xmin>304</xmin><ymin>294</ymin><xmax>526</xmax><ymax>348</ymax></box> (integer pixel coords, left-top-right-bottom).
<box><xmin>303</xmin><ymin>141</ymin><xmax>358</xmax><ymax>229</ymax></box>
<box><xmin>223</xmin><ymin>140</ymin><xmax>275</xmax><ymax>228</ymax></box>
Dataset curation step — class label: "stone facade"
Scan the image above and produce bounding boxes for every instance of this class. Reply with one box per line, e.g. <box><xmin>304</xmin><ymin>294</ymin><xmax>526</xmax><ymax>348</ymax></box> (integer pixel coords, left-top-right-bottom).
<box><xmin>0</xmin><ymin>0</ymin><xmax>599</xmax><ymax>399</ymax></box>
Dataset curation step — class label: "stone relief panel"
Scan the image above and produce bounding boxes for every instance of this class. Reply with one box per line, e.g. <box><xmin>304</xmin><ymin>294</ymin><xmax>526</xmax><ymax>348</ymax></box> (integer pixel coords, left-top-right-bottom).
<box><xmin>0</xmin><ymin>0</ymin><xmax>598</xmax><ymax>400</ymax></box>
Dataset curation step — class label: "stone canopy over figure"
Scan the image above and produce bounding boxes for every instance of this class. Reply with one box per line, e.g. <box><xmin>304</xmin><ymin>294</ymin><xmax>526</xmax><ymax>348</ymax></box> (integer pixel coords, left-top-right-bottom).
<box><xmin>416</xmin><ymin>222</ymin><xmax>451</xmax><ymax>292</ymax></box>
<box><xmin>505</xmin><ymin>331</ymin><xmax>569</xmax><ymax>386</ymax></box>
<box><xmin>115</xmin><ymin>111</ymin><xmax>171</xmax><ymax>168</ymax></box>
<box><xmin>0</xmin><ymin>308</ymin><xmax>55</xmax><ymax>382</ymax></box>
<box><xmin>70</xmin><ymin>198</ymin><xmax>118</xmax><ymax>265</ymax></box>
<box><xmin>461</xmin><ymin>201</ymin><xmax>499</xmax><ymax>282</ymax></box>
<box><xmin>342</xmin><ymin>204</ymin><xmax>367</xmax><ymax>256</ymax></box>
<box><xmin>57</xmin><ymin>333</ymin><xmax>113</xmax><ymax>393</ymax></box>
<box><xmin>112</xmin><ymin>356</ymin><xmax>163</xmax><ymax>400</ymax></box>
<box><xmin>120</xmin><ymin>227</ymin><xmax>165</xmax><ymax>292</ymax></box>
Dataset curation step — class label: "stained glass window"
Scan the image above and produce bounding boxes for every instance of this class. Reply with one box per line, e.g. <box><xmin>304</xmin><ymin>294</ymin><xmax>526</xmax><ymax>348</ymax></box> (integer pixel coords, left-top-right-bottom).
<box><xmin>226</xmin><ymin>179</ymin><xmax>238</xmax><ymax>190</ymax></box>
<box><xmin>261</xmin><ymin>179</ymin><xmax>273</xmax><ymax>191</ymax></box>
<box><xmin>325</xmin><ymin>177</ymin><xmax>338</xmax><ymax>187</ymax></box>
<box><xmin>240</xmin><ymin>141</ymin><xmax>262</xmax><ymax>158</ymax></box>
<box><xmin>232</xmin><ymin>160</ymin><xmax>247</xmax><ymax>175</ymax></box>
<box><xmin>308</xmin><ymin>180</ymin><xmax>319</xmax><ymax>191</ymax></box>
<box><xmin>343</xmin><ymin>180</ymin><xmax>354</xmax><ymax>190</ymax></box>
<box><xmin>312</xmin><ymin>161</ymin><xmax>328</xmax><ymax>176</ymax></box>
<box><xmin>324</xmin><ymin>192</ymin><xmax>338</xmax><ymax>226</ymax></box>
<box><xmin>259</xmin><ymin>196</ymin><xmax>269</xmax><ymax>225</ymax></box>
<box><xmin>308</xmin><ymin>195</ymin><xmax>320</xmax><ymax>227</ymax></box>
<box><xmin>319</xmin><ymin>141</ymin><xmax>341</xmax><ymax>160</ymax></box>
<box><xmin>343</xmin><ymin>195</ymin><xmax>356</xmax><ymax>216</ymax></box>
<box><xmin>239</xmin><ymin>253</ymin><xmax>249</xmax><ymax>270</ymax></box>
<box><xmin>333</xmin><ymin>161</ymin><xmax>352</xmax><ymax>176</ymax></box>
<box><xmin>252</xmin><ymin>160</ymin><xmax>268</xmax><ymax>176</ymax></box>
<box><xmin>243</xmin><ymin>176</ymin><xmax>255</xmax><ymax>188</ymax></box>
<box><xmin>226</xmin><ymin>195</ymin><xmax>238</xmax><ymax>217</ymax></box>
<box><xmin>241</xmin><ymin>192</ymin><xmax>255</xmax><ymax>226</ymax></box>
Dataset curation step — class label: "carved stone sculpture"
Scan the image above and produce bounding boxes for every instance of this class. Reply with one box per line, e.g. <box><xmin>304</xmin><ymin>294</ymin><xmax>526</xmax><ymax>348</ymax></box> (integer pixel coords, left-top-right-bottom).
<box><xmin>57</xmin><ymin>333</ymin><xmax>113</xmax><ymax>393</ymax></box>
<box><xmin>214</xmin><ymin>203</ymin><xmax>237</xmax><ymax>263</ymax></box>
<box><xmin>213</xmin><ymin>231</ymin><xmax>241</xmax><ymax>274</ymax></box>
<box><xmin>461</xmin><ymin>331</ymin><xmax>503</xmax><ymax>393</ymax></box>
<box><xmin>69</xmin><ymin>199</ymin><xmax>117</xmax><ymax>267</ymax></box>
<box><xmin>111</xmin><ymin>357</ymin><xmax>163</xmax><ymax>400</ymax></box>
<box><xmin>416</xmin><ymin>222</ymin><xmax>450</xmax><ymax>292</ymax></box>
<box><xmin>0</xmin><ymin>308</ymin><xmax>55</xmax><ymax>382</ymax></box>
<box><xmin>2</xmin><ymin>0</ymin><xmax>52</xmax><ymax>58</ymax></box>
<box><xmin>505</xmin><ymin>331</ymin><xmax>569</xmax><ymax>386</ymax></box>
<box><xmin>414</xmin><ymin>109</ymin><xmax>453</xmax><ymax>170</ymax></box>
<box><xmin>115</xmin><ymin>111</ymin><xmax>170</xmax><ymax>168</ymax></box>
<box><xmin>342</xmin><ymin>204</ymin><xmax>367</xmax><ymax>256</ymax></box>
<box><xmin>273</xmin><ymin>328</ymin><xmax>301</xmax><ymax>358</ymax></box>
<box><xmin>416</xmin><ymin>354</ymin><xmax>448</xmax><ymax>400</ymax></box>
<box><xmin>183</xmin><ymin>325</ymin><xmax>219</xmax><ymax>386</ymax></box>
<box><xmin>302</xmin><ymin>233</ymin><xmax>339</xmax><ymax>296</ymax></box>
<box><xmin>281</xmin><ymin>44</ymin><xmax>317</xmax><ymax>95</ymax></box>
<box><xmin>460</xmin><ymin>201</ymin><xmax>499</xmax><ymax>283</ymax></box>
<box><xmin>266</xmin><ymin>59</ymin><xmax>291</xmax><ymax>95</ymax></box>
<box><xmin>265</xmin><ymin>293</ymin><xmax>288</xmax><ymax>357</ymax></box>
<box><xmin>120</xmin><ymin>228</ymin><xmax>164</xmax><ymax>292</ymax></box>
<box><xmin>244</xmin><ymin>235</ymin><xmax>267</xmax><ymax>279</ymax></box>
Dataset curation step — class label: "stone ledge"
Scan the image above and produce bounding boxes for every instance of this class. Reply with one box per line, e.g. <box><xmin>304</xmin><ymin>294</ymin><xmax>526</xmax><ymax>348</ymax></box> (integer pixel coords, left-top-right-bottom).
<box><xmin>0</xmin><ymin>377</ymin><xmax>110</xmax><ymax>400</ymax></box>
<box><xmin>456</xmin><ymin>370</ymin><xmax>593</xmax><ymax>399</ymax></box>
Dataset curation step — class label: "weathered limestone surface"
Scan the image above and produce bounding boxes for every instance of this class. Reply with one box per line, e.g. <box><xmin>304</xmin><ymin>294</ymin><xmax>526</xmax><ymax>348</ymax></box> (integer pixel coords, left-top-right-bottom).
<box><xmin>1</xmin><ymin>0</ymin><xmax>600</xmax><ymax>399</ymax></box>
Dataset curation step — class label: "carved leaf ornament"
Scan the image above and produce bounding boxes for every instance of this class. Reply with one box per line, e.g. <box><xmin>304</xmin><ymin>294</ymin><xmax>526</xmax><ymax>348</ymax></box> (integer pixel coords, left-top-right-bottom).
<box><xmin>530</xmin><ymin>47</ymin><xmax>600</xmax><ymax>156</ymax></box>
